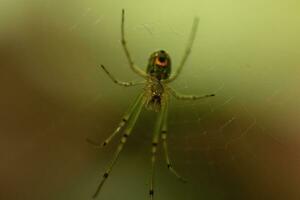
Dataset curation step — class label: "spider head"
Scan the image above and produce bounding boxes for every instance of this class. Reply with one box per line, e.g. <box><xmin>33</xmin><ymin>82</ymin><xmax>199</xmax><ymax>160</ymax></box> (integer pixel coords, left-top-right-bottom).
<box><xmin>147</xmin><ymin>50</ymin><xmax>171</xmax><ymax>80</ymax></box>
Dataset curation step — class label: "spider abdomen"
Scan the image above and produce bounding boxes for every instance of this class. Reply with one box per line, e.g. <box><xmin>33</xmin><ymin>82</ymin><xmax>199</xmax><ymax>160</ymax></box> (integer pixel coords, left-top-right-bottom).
<box><xmin>147</xmin><ymin>50</ymin><xmax>171</xmax><ymax>80</ymax></box>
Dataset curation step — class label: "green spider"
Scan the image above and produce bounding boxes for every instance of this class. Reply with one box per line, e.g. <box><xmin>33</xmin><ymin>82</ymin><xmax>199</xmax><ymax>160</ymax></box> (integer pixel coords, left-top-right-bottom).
<box><xmin>88</xmin><ymin>9</ymin><xmax>215</xmax><ymax>200</ymax></box>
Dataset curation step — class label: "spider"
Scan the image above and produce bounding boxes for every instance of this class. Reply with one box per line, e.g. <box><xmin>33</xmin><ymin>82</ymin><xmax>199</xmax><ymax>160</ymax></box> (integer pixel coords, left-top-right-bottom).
<box><xmin>88</xmin><ymin>9</ymin><xmax>215</xmax><ymax>200</ymax></box>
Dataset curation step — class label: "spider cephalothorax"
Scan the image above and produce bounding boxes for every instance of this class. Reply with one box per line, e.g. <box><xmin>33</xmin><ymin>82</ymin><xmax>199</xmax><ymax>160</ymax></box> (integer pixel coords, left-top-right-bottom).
<box><xmin>147</xmin><ymin>50</ymin><xmax>171</xmax><ymax>80</ymax></box>
<box><xmin>145</xmin><ymin>77</ymin><xmax>165</xmax><ymax>112</ymax></box>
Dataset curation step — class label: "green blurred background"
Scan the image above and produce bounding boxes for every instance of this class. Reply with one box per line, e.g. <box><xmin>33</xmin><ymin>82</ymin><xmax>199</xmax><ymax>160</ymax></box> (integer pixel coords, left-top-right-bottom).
<box><xmin>1</xmin><ymin>0</ymin><xmax>300</xmax><ymax>200</ymax></box>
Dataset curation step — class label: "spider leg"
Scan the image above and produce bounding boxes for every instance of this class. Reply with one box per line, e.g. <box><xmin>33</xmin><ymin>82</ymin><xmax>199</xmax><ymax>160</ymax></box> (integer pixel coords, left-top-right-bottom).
<box><xmin>168</xmin><ymin>86</ymin><xmax>215</xmax><ymax>100</ymax></box>
<box><xmin>161</xmin><ymin>101</ymin><xmax>187</xmax><ymax>182</ymax></box>
<box><xmin>149</xmin><ymin>100</ymin><xmax>168</xmax><ymax>200</ymax></box>
<box><xmin>87</xmin><ymin>93</ymin><xmax>145</xmax><ymax>148</ymax></box>
<box><xmin>121</xmin><ymin>9</ymin><xmax>148</xmax><ymax>78</ymax></box>
<box><xmin>166</xmin><ymin>17</ymin><xmax>199</xmax><ymax>83</ymax></box>
<box><xmin>99</xmin><ymin>65</ymin><xmax>145</xmax><ymax>87</ymax></box>
<box><xmin>92</xmin><ymin>93</ymin><xmax>145</xmax><ymax>198</ymax></box>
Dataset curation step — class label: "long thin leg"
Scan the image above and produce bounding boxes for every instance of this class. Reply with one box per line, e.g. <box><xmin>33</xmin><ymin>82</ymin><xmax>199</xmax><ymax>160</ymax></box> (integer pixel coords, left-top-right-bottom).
<box><xmin>161</xmin><ymin>101</ymin><xmax>187</xmax><ymax>182</ymax></box>
<box><xmin>87</xmin><ymin>93</ymin><xmax>145</xmax><ymax>148</ymax></box>
<box><xmin>166</xmin><ymin>17</ymin><xmax>199</xmax><ymax>83</ymax></box>
<box><xmin>121</xmin><ymin>9</ymin><xmax>148</xmax><ymax>78</ymax></box>
<box><xmin>99</xmin><ymin>65</ymin><xmax>145</xmax><ymax>87</ymax></box>
<box><xmin>168</xmin><ymin>86</ymin><xmax>215</xmax><ymax>100</ymax></box>
<box><xmin>149</xmin><ymin>101</ymin><xmax>167</xmax><ymax>200</ymax></box>
<box><xmin>92</xmin><ymin>94</ymin><xmax>145</xmax><ymax>198</ymax></box>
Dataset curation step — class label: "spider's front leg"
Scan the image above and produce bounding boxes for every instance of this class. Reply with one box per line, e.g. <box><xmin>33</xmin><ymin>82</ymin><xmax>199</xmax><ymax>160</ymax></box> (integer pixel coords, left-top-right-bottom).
<box><xmin>87</xmin><ymin>93</ymin><xmax>145</xmax><ymax>148</ymax></box>
<box><xmin>92</xmin><ymin>93</ymin><xmax>145</xmax><ymax>198</ymax></box>
<box><xmin>161</xmin><ymin>100</ymin><xmax>187</xmax><ymax>182</ymax></box>
<box><xmin>149</xmin><ymin>96</ymin><xmax>184</xmax><ymax>200</ymax></box>
<box><xmin>149</xmin><ymin>99</ymin><xmax>166</xmax><ymax>200</ymax></box>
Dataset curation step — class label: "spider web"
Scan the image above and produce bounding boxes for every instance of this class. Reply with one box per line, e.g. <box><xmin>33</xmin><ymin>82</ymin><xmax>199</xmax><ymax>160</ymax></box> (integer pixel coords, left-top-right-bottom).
<box><xmin>2</xmin><ymin>3</ymin><xmax>299</xmax><ymax>200</ymax></box>
<box><xmin>130</xmin><ymin>18</ymin><xmax>300</xmax><ymax>199</ymax></box>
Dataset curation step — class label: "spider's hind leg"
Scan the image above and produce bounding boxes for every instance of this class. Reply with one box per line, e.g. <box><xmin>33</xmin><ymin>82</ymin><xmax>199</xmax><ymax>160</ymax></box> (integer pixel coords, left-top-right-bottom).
<box><xmin>121</xmin><ymin>9</ymin><xmax>148</xmax><ymax>78</ymax></box>
<box><xmin>166</xmin><ymin>17</ymin><xmax>199</xmax><ymax>83</ymax></box>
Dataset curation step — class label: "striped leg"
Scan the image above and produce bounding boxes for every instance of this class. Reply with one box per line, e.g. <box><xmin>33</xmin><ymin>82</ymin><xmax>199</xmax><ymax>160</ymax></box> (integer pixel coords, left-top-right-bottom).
<box><xmin>165</xmin><ymin>17</ymin><xmax>199</xmax><ymax>83</ymax></box>
<box><xmin>99</xmin><ymin>65</ymin><xmax>145</xmax><ymax>87</ymax></box>
<box><xmin>92</xmin><ymin>94</ymin><xmax>145</xmax><ymax>198</ymax></box>
<box><xmin>121</xmin><ymin>9</ymin><xmax>148</xmax><ymax>78</ymax></box>
<box><xmin>161</xmin><ymin>101</ymin><xmax>186</xmax><ymax>182</ymax></box>
<box><xmin>149</xmin><ymin>101</ymin><xmax>168</xmax><ymax>200</ymax></box>
<box><xmin>168</xmin><ymin>86</ymin><xmax>215</xmax><ymax>101</ymax></box>
<box><xmin>87</xmin><ymin>93</ymin><xmax>144</xmax><ymax>148</ymax></box>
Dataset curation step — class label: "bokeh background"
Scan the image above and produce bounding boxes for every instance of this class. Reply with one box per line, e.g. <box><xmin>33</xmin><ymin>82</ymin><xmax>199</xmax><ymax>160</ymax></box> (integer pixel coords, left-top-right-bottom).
<box><xmin>1</xmin><ymin>0</ymin><xmax>300</xmax><ymax>200</ymax></box>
